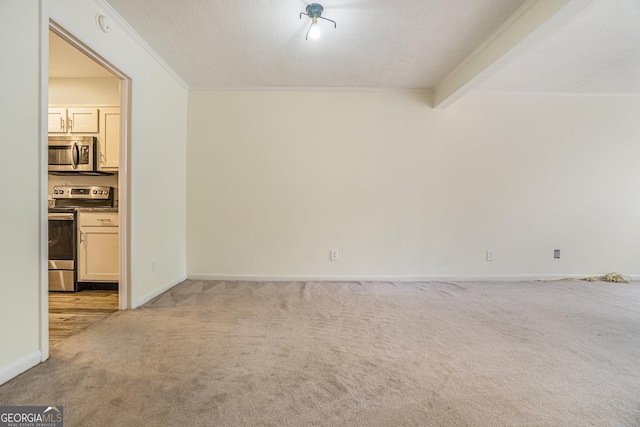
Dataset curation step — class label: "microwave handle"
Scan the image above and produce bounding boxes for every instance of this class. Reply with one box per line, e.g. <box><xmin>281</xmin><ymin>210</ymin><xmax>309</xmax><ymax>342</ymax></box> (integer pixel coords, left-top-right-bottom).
<box><xmin>71</xmin><ymin>142</ymin><xmax>78</xmax><ymax>169</ymax></box>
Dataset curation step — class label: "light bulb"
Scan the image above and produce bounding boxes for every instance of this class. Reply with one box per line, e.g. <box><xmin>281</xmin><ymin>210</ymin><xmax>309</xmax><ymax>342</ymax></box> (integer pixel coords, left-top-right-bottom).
<box><xmin>309</xmin><ymin>17</ymin><xmax>321</xmax><ymax>40</ymax></box>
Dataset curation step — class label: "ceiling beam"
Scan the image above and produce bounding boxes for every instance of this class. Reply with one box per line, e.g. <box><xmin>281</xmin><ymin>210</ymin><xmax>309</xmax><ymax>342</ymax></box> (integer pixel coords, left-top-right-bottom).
<box><xmin>432</xmin><ymin>0</ymin><xmax>598</xmax><ymax>109</ymax></box>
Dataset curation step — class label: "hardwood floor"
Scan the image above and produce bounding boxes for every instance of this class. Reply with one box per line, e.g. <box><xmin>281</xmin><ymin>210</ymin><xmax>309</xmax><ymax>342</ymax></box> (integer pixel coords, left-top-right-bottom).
<box><xmin>49</xmin><ymin>290</ymin><xmax>119</xmax><ymax>347</ymax></box>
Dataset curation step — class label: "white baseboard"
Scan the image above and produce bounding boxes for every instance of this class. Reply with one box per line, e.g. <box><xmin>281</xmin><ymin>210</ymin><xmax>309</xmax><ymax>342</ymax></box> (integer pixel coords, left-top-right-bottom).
<box><xmin>134</xmin><ymin>274</ymin><xmax>187</xmax><ymax>308</ymax></box>
<box><xmin>187</xmin><ymin>273</ymin><xmax>638</xmax><ymax>282</ymax></box>
<box><xmin>0</xmin><ymin>351</ymin><xmax>41</xmax><ymax>386</ymax></box>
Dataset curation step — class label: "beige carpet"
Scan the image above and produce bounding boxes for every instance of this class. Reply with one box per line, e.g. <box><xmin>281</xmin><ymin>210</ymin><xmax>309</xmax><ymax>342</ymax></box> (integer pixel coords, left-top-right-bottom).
<box><xmin>1</xmin><ymin>280</ymin><xmax>640</xmax><ymax>426</ymax></box>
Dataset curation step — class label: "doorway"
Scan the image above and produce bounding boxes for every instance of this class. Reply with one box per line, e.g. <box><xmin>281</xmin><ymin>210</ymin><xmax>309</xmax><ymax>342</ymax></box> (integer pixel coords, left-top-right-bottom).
<box><xmin>44</xmin><ymin>22</ymin><xmax>131</xmax><ymax>352</ymax></box>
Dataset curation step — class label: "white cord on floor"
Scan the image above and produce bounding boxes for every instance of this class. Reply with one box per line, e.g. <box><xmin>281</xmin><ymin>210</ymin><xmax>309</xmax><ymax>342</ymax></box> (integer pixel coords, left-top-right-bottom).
<box><xmin>580</xmin><ymin>272</ymin><xmax>631</xmax><ymax>283</ymax></box>
<box><xmin>542</xmin><ymin>272</ymin><xmax>632</xmax><ymax>283</ymax></box>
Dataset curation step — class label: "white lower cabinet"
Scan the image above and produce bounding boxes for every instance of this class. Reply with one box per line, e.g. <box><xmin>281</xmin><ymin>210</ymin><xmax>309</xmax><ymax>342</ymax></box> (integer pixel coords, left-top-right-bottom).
<box><xmin>78</xmin><ymin>211</ymin><xmax>119</xmax><ymax>282</ymax></box>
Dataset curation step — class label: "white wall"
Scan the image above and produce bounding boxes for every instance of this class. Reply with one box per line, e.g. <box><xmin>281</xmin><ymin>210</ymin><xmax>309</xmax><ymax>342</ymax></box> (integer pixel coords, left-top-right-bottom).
<box><xmin>187</xmin><ymin>91</ymin><xmax>640</xmax><ymax>280</ymax></box>
<box><xmin>44</xmin><ymin>0</ymin><xmax>188</xmax><ymax>305</ymax></box>
<box><xmin>49</xmin><ymin>78</ymin><xmax>119</xmax><ymax>105</ymax></box>
<box><xmin>0</xmin><ymin>0</ymin><xmax>188</xmax><ymax>385</ymax></box>
<box><xmin>0</xmin><ymin>0</ymin><xmax>43</xmax><ymax>383</ymax></box>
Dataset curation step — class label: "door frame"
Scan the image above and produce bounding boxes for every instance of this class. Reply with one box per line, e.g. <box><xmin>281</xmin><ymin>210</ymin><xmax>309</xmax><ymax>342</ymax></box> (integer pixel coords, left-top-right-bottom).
<box><xmin>41</xmin><ymin>18</ymin><xmax>132</xmax><ymax>360</ymax></box>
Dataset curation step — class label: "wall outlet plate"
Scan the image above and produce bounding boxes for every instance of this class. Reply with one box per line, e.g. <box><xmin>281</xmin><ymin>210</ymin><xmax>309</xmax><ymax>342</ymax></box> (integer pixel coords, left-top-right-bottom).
<box><xmin>330</xmin><ymin>249</ymin><xmax>338</xmax><ymax>261</ymax></box>
<box><xmin>486</xmin><ymin>250</ymin><xmax>494</xmax><ymax>261</ymax></box>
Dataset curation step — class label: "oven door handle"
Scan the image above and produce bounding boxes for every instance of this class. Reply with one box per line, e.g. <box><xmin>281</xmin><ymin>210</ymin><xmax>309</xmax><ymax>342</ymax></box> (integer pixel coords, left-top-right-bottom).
<box><xmin>71</xmin><ymin>142</ymin><xmax>78</xmax><ymax>169</ymax></box>
<box><xmin>48</xmin><ymin>213</ymin><xmax>74</xmax><ymax>220</ymax></box>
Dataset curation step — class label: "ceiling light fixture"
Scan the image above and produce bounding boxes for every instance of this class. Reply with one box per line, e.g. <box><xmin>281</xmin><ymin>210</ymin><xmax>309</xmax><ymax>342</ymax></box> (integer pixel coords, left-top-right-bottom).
<box><xmin>300</xmin><ymin>3</ymin><xmax>336</xmax><ymax>41</ymax></box>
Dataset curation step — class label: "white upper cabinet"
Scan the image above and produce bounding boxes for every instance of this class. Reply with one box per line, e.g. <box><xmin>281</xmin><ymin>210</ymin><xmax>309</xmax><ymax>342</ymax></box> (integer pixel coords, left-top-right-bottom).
<box><xmin>98</xmin><ymin>108</ymin><xmax>120</xmax><ymax>170</ymax></box>
<box><xmin>47</xmin><ymin>107</ymin><xmax>98</xmax><ymax>133</ymax></box>
<box><xmin>67</xmin><ymin>108</ymin><xmax>99</xmax><ymax>133</ymax></box>
<box><xmin>47</xmin><ymin>108</ymin><xmax>67</xmax><ymax>133</ymax></box>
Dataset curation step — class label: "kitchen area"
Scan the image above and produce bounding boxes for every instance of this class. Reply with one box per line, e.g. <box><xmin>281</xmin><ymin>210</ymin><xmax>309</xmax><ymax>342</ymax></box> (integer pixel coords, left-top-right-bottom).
<box><xmin>48</xmin><ymin>30</ymin><xmax>122</xmax><ymax>345</ymax></box>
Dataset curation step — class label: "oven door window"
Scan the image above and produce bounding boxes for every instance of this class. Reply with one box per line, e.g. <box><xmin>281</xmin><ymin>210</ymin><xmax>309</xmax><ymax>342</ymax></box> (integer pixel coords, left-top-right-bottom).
<box><xmin>49</xmin><ymin>219</ymin><xmax>74</xmax><ymax>260</ymax></box>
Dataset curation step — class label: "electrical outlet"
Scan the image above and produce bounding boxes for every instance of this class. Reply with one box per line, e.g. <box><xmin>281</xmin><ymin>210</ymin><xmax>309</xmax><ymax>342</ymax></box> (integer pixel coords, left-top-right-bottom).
<box><xmin>151</xmin><ymin>258</ymin><xmax>157</xmax><ymax>272</ymax></box>
<box><xmin>330</xmin><ymin>249</ymin><xmax>339</xmax><ymax>261</ymax></box>
<box><xmin>554</xmin><ymin>249</ymin><xmax>560</xmax><ymax>259</ymax></box>
<box><xmin>486</xmin><ymin>250</ymin><xmax>494</xmax><ymax>261</ymax></box>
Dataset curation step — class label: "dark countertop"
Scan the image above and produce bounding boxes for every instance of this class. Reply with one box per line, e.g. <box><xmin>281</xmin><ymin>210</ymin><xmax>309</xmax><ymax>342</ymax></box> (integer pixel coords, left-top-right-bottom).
<box><xmin>48</xmin><ymin>200</ymin><xmax>118</xmax><ymax>213</ymax></box>
<box><xmin>75</xmin><ymin>207</ymin><xmax>118</xmax><ymax>213</ymax></box>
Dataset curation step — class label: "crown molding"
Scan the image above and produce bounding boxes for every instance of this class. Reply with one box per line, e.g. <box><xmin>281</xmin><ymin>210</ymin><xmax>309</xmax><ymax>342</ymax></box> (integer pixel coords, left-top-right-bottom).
<box><xmin>189</xmin><ymin>86</ymin><xmax>434</xmax><ymax>94</ymax></box>
<box><xmin>470</xmin><ymin>90</ymin><xmax>640</xmax><ymax>97</ymax></box>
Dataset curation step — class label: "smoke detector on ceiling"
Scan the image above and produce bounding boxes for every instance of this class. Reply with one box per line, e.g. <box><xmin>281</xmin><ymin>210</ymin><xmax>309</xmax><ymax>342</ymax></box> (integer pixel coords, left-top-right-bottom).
<box><xmin>96</xmin><ymin>14</ymin><xmax>112</xmax><ymax>33</ymax></box>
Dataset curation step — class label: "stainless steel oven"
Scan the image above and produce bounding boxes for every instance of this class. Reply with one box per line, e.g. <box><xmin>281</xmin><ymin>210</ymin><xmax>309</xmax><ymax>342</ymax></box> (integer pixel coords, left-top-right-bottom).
<box><xmin>48</xmin><ymin>210</ymin><xmax>77</xmax><ymax>291</ymax></box>
<box><xmin>48</xmin><ymin>185</ymin><xmax>114</xmax><ymax>292</ymax></box>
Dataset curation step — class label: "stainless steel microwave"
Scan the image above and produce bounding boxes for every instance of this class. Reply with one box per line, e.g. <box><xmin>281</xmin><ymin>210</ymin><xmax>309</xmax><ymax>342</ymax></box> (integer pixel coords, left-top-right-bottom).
<box><xmin>48</xmin><ymin>136</ymin><xmax>96</xmax><ymax>172</ymax></box>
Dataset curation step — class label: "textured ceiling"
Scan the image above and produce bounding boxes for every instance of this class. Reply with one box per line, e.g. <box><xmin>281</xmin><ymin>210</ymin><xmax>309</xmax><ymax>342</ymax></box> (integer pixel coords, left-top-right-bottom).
<box><xmin>51</xmin><ymin>0</ymin><xmax>640</xmax><ymax>96</ymax></box>
<box><xmin>103</xmin><ymin>0</ymin><xmax>527</xmax><ymax>90</ymax></box>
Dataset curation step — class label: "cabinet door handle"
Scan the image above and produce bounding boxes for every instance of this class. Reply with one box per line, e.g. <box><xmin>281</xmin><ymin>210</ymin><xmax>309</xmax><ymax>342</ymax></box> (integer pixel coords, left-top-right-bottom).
<box><xmin>68</xmin><ymin>118</ymin><xmax>73</xmax><ymax>130</ymax></box>
<box><xmin>96</xmin><ymin>219</ymin><xmax>118</xmax><ymax>227</ymax></box>
<box><xmin>100</xmin><ymin>152</ymin><xmax>105</xmax><ymax>164</ymax></box>
<box><xmin>79</xmin><ymin>231</ymin><xmax>84</xmax><ymax>243</ymax></box>
<box><xmin>60</xmin><ymin>117</ymin><xmax>65</xmax><ymax>131</ymax></box>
